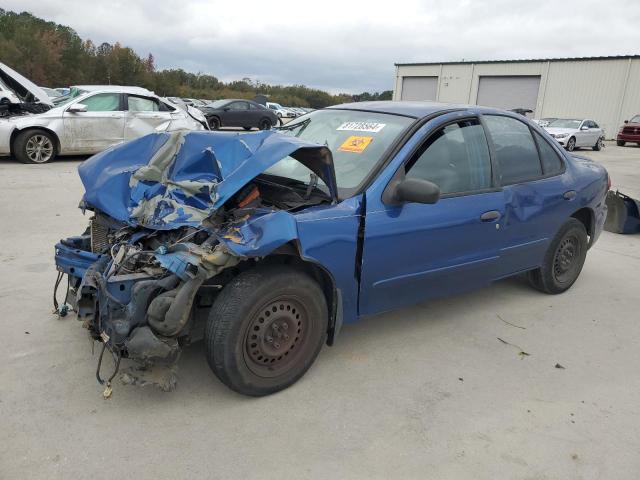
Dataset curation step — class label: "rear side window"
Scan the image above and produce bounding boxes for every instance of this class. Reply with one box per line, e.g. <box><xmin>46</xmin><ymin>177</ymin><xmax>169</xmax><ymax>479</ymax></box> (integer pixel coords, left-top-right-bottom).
<box><xmin>128</xmin><ymin>95</ymin><xmax>159</xmax><ymax>112</ymax></box>
<box><xmin>533</xmin><ymin>131</ymin><xmax>564</xmax><ymax>175</ymax></box>
<box><xmin>484</xmin><ymin>115</ymin><xmax>542</xmax><ymax>185</ymax></box>
<box><xmin>406</xmin><ymin>119</ymin><xmax>492</xmax><ymax>195</ymax></box>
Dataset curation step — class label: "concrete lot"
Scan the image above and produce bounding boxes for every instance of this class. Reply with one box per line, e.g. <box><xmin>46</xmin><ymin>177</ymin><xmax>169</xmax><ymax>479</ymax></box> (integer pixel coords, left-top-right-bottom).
<box><xmin>0</xmin><ymin>142</ymin><xmax>639</xmax><ymax>479</ymax></box>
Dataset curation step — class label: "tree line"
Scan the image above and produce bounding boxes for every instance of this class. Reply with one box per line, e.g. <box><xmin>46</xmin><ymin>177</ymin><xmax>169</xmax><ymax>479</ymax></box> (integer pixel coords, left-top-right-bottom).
<box><xmin>0</xmin><ymin>9</ymin><xmax>392</xmax><ymax>108</ymax></box>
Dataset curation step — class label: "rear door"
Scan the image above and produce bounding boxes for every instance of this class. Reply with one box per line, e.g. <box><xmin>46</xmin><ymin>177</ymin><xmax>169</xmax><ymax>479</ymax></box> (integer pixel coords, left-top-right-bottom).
<box><xmin>359</xmin><ymin>115</ymin><xmax>506</xmax><ymax>316</ymax></box>
<box><xmin>124</xmin><ymin>94</ymin><xmax>173</xmax><ymax>140</ymax></box>
<box><xmin>482</xmin><ymin>114</ymin><xmax>569</xmax><ymax>276</ymax></box>
<box><xmin>62</xmin><ymin>92</ymin><xmax>125</xmax><ymax>153</ymax></box>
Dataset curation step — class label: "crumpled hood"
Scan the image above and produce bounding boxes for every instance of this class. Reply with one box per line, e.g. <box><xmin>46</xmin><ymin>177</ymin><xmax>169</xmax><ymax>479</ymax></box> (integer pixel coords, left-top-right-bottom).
<box><xmin>78</xmin><ymin>130</ymin><xmax>337</xmax><ymax>230</ymax></box>
<box><xmin>0</xmin><ymin>61</ymin><xmax>54</xmax><ymax>106</ymax></box>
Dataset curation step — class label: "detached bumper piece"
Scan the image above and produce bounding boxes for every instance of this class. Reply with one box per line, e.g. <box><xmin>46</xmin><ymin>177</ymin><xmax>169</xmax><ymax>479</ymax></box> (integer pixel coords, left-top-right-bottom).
<box><xmin>604</xmin><ymin>190</ymin><xmax>640</xmax><ymax>234</ymax></box>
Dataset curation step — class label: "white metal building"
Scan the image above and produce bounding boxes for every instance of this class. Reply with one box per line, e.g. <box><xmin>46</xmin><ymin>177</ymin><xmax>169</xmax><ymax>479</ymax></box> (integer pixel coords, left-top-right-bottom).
<box><xmin>393</xmin><ymin>55</ymin><xmax>640</xmax><ymax>138</ymax></box>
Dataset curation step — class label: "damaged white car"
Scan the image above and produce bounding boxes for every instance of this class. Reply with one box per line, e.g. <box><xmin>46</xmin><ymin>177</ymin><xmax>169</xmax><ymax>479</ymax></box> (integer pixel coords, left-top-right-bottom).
<box><xmin>0</xmin><ymin>61</ymin><xmax>53</xmax><ymax>117</ymax></box>
<box><xmin>0</xmin><ymin>80</ymin><xmax>208</xmax><ymax>164</ymax></box>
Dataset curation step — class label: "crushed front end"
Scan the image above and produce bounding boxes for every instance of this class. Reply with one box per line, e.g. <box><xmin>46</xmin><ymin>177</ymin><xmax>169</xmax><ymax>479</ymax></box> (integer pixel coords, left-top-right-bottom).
<box><xmin>55</xmin><ymin>213</ymin><xmax>240</xmax><ymax>391</ymax></box>
<box><xmin>52</xmin><ymin>129</ymin><xmax>337</xmax><ymax>393</ymax></box>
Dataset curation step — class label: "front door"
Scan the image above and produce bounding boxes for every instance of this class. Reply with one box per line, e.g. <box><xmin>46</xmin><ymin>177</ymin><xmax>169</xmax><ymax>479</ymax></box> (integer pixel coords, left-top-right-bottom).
<box><xmin>359</xmin><ymin>117</ymin><xmax>505</xmax><ymax>316</ymax></box>
<box><xmin>223</xmin><ymin>101</ymin><xmax>251</xmax><ymax>127</ymax></box>
<box><xmin>62</xmin><ymin>92</ymin><xmax>125</xmax><ymax>153</ymax></box>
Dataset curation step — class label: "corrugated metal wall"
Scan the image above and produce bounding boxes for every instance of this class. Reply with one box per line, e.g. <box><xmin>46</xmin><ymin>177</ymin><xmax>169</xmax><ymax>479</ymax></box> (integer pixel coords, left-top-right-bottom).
<box><xmin>394</xmin><ymin>58</ymin><xmax>640</xmax><ymax>138</ymax></box>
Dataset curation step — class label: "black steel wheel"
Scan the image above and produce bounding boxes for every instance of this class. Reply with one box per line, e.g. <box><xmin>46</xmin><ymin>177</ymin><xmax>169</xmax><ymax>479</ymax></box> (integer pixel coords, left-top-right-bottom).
<box><xmin>205</xmin><ymin>264</ymin><xmax>327</xmax><ymax>396</ymax></box>
<box><xmin>616</xmin><ymin>140</ymin><xmax>625</xmax><ymax>146</ymax></box>
<box><xmin>527</xmin><ymin>218</ymin><xmax>588</xmax><ymax>294</ymax></box>
<box><xmin>566</xmin><ymin>137</ymin><xmax>576</xmax><ymax>152</ymax></box>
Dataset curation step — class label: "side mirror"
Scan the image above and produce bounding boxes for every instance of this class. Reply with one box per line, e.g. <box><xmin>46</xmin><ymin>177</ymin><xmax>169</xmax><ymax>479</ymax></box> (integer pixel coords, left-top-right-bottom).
<box><xmin>624</xmin><ymin>120</ymin><xmax>629</xmax><ymax>123</ymax></box>
<box><xmin>394</xmin><ymin>178</ymin><xmax>440</xmax><ymax>204</ymax></box>
<box><xmin>223</xmin><ymin>107</ymin><xmax>230</xmax><ymax>111</ymax></box>
<box><xmin>67</xmin><ymin>103</ymin><xmax>87</xmax><ymax>113</ymax></box>
<box><xmin>580</xmin><ymin>125</ymin><xmax>589</xmax><ymax>130</ymax></box>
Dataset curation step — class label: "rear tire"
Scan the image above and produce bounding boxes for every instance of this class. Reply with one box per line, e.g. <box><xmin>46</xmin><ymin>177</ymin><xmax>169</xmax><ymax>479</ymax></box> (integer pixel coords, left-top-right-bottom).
<box><xmin>527</xmin><ymin>218</ymin><xmax>588</xmax><ymax>294</ymax></box>
<box><xmin>14</xmin><ymin>129</ymin><xmax>57</xmax><ymax>164</ymax></box>
<box><xmin>205</xmin><ymin>265</ymin><xmax>328</xmax><ymax>396</ymax></box>
<box><xmin>593</xmin><ymin>137</ymin><xmax>602</xmax><ymax>151</ymax></box>
<box><xmin>259</xmin><ymin>118</ymin><xmax>272</xmax><ymax>130</ymax></box>
<box><xmin>566</xmin><ymin>136</ymin><xmax>576</xmax><ymax>152</ymax></box>
<box><xmin>617</xmin><ymin>140</ymin><xmax>625</xmax><ymax>146</ymax></box>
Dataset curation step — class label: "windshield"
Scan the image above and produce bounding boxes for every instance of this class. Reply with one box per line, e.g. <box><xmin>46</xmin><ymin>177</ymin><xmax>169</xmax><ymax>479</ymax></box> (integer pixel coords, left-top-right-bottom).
<box><xmin>266</xmin><ymin>109</ymin><xmax>414</xmax><ymax>196</ymax></box>
<box><xmin>53</xmin><ymin>87</ymin><xmax>87</xmax><ymax>107</ymax></box>
<box><xmin>206</xmin><ymin>100</ymin><xmax>229</xmax><ymax>108</ymax></box>
<box><xmin>630</xmin><ymin>115</ymin><xmax>640</xmax><ymax>123</ymax></box>
<box><xmin>548</xmin><ymin>119</ymin><xmax>582</xmax><ymax>129</ymax></box>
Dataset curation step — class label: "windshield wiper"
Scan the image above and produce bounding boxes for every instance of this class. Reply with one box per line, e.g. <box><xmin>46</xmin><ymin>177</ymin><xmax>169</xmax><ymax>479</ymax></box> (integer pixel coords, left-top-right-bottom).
<box><xmin>275</xmin><ymin>117</ymin><xmax>311</xmax><ymax>135</ymax></box>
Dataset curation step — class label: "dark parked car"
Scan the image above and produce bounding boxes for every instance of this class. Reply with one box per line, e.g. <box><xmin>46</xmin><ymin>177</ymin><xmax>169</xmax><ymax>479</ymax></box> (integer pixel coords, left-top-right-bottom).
<box><xmin>617</xmin><ymin>114</ymin><xmax>640</xmax><ymax>146</ymax></box>
<box><xmin>54</xmin><ymin>101</ymin><xmax>608</xmax><ymax>397</ymax></box>
<box><xmin>200</xmin><ymin>99</ymin><xmax>278</xmax><ymax>130</ymax></box>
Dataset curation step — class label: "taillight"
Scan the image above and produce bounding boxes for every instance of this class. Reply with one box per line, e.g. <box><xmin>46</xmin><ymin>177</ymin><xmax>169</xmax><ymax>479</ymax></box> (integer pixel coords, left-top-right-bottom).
<box><xmin>607</xmin><ymin>173</ymin><xmax>612</xmax><ymax>190</ymax></box>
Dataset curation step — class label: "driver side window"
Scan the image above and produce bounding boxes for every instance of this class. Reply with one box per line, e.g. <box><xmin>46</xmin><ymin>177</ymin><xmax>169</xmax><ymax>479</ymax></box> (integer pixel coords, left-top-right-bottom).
<box><xmin>406</xmin><ymin>119</ymin><xmax>492</xmax><ymax>195</ymax></box>
<box><xmin>80</xmin><ymin>93</ymin><xmax>122</xmax><ymax>112</ymax></box>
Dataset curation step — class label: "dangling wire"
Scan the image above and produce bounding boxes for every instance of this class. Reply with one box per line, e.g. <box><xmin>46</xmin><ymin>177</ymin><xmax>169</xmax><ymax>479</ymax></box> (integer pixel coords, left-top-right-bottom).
<box><xmin>52</xmin><ymin>271</ymin><xmax>72</xmax><ymax>317</ymax></box>
<box><xmin>96</xmin><ymin>342</ymin><xmax>121</xmax><ymax>385</ymax></box>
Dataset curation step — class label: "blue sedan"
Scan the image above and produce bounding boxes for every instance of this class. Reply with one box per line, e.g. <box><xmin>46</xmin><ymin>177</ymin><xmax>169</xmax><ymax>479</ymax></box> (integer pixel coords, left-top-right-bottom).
<box><xmin>54</xmin><ymin>101</ymin><xmax>609</xmax><ymax>396</ymax></box>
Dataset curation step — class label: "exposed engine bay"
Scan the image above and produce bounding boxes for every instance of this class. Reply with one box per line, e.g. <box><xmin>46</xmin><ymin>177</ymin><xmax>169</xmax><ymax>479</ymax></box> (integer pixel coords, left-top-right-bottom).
<box><xmin>54</xmin><ymin>128</ymin><xmax>336</xmax><ymax>394</ymax></box>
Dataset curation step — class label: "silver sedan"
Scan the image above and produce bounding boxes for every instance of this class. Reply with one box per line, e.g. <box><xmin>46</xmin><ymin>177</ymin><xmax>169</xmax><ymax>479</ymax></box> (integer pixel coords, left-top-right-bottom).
<box><xmin>544</xmin><ymin>118</ymin><xmax>605</xmax><ymax>152</ymax></box>
<box><xmin>0</xmin><ymin>85</ymin><xmax>208</xmax><ymax>164</ymax></box>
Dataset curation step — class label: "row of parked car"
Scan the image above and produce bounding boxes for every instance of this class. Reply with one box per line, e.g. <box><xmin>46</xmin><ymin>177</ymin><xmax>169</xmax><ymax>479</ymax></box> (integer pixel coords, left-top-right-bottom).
<box><xmin>533</xmin><ymin>115</ymin><xmax>640</xmax><ymax>151</ymax></box>
<box><xmin>0</xmin><ymin>61</ymin><xmax>321</xmax><ymax>163</ymax></box>
<box><xmin>166</xmin><ymin>96</ymin><xmax>313</xmax><ymax>129</ymax></box>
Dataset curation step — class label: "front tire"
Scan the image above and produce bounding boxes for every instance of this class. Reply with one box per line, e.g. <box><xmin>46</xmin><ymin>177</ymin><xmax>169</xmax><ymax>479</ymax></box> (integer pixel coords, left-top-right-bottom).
<box><xmin>205</xmin><ymin>265</ymin><xmax>328</xmax><ymax>396</ymax></box>
<box><xmin>566</xmin><ymin>137</ymin><xmax>576</xmax><ymax>152</ymax></box>
<box><xmin>14</xmin><ymin>129</ymin><xmax>57</xmax><ymax>164</ymax></box>
<box><xmin>208</xmin><ymin>117</ymin><xmax>221</xmax><ymax>130</ymax></box>
<box><xmin>617</xmin><ymin>140</ymin><xmax>625</xmax><ymax>146</ymax></box>
<box><xmin>593</xmin><ymin>137</ymin><xmax>603</xmax><ymax>151</ymax></box>
<box><xmin>527</xmin><ymin>218</ymin><xmax>588</xmax><ymax>294</ymax></box>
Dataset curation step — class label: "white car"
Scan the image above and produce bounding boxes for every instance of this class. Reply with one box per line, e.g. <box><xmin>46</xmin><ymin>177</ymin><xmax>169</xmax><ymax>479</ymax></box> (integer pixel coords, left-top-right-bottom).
<box><xmin>0</xmin><ymin>84</ymin><xmax>208</xmax><ymax>164</ymax></box>
<box><xmin>265</xmin><ymin>102</ymin><xmax>294</xmax><ymax>118</ymax></box>
<box><xmin>544</xmin><ymin>118</ymin><xmax>605</xmax><ymax>152</ymax></box>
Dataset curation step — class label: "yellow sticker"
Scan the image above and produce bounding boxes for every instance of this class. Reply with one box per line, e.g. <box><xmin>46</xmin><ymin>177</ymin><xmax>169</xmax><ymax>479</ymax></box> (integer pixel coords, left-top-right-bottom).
<box><xmin>338</xmin><ymin>136</ymin><xmax>373</xmax><ymax>154</ymax></box>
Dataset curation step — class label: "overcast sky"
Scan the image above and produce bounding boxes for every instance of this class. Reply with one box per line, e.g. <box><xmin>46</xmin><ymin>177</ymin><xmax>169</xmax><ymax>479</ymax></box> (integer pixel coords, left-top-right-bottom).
<box><xmin>3</xmin><ymin>0</ymin><xmax>639</xmax><ymax>93</ymax></box>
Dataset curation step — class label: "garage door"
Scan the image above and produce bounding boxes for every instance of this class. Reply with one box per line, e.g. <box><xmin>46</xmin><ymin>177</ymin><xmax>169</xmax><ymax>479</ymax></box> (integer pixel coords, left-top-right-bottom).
<box><xmin>476</xmin><ymin>76</ymin><xmax>541</xmax><ymax>114</ymax></box>
<box><xmin>401</xmin><ymin>76</ymin><xmax>438</xmax><ymax>101</ymax></box>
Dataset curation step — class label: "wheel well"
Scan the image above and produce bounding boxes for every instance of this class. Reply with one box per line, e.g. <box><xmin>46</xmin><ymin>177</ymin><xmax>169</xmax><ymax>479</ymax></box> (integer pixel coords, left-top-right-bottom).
<box><xmin>254</xmin><ymin>245</ymin><xmax>339</xmax><ymax>344</ymax></box>
<box><xmin>571</xmin><ymin>207</ymin><xmax>594</xmax><ymax>244</ymax></box>
<box><xmin>10</xmin><ymin>127</ymin><xmax>61</xmax><ymax>155</ymax></box>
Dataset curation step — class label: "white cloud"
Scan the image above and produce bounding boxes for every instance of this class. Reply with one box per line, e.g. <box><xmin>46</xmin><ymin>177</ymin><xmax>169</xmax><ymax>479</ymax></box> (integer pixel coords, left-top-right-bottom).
<box><xmin>3</xmin><ymin>0</ymin><xmax>639</xmax><ymax>93</ymax></box>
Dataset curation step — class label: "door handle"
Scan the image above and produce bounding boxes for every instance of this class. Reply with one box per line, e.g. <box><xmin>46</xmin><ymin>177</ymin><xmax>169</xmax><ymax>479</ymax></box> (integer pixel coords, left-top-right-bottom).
<box><xmin>480</xmin><ymin>210</ymin><xmax>501</xmax><ymax>222</ymax></box>
<box><xmin>563</xmin><ymin>190</ymin><xmax>577</xmax><ymax>200</ymax></box>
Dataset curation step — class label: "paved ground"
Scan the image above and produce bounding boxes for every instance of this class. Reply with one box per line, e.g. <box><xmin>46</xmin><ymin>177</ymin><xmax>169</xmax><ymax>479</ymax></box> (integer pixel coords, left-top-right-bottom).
<box><xmin>1</xmin><ymin>142</ymin><xmax>639</xmax><ymax>479</ymax></box>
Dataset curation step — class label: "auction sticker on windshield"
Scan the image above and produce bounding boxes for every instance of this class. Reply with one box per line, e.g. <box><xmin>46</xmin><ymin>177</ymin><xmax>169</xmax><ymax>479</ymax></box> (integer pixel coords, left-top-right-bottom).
<box><xmin>337</xmin><ymin>122</ymin><xmax>386</xmax><ymax>133</ymax></box>
<box><xmin>338</xmin><ymin>136</ymin><xmax>373</xmax><ymax>153</ymax></box>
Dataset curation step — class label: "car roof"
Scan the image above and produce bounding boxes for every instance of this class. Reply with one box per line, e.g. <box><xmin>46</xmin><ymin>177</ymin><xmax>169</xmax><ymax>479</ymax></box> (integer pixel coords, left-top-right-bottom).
<box><xmin>327</xmin><ymin>100</ymin><xmax>488</xmax><ymax>118</ymax></box>
<box><xmin>72</xmin><ymin>85</ymin><xmax>154</xmax><ymax>95</ymax></box>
